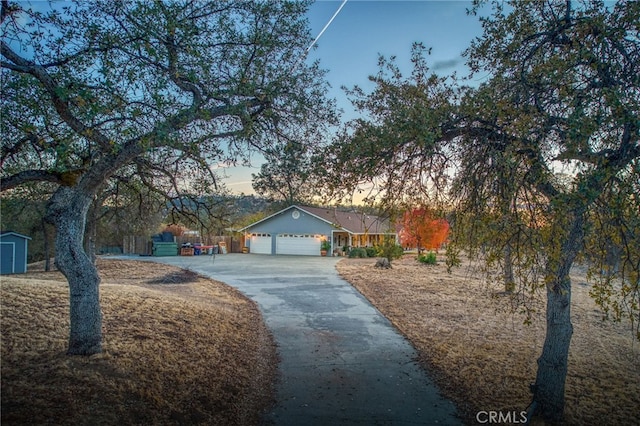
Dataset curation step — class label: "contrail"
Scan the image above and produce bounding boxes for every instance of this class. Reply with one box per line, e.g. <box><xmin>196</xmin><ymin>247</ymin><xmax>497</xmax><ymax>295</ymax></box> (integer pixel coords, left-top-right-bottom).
<box><xmin>306</xmin><ymin>0</ymin><xmax>348</xmax><ymax>54</ymax></box>
<box><xmin>292</xmin><ymin>0</ymin><xmax>348</xmax><ymax>71</ymax></box>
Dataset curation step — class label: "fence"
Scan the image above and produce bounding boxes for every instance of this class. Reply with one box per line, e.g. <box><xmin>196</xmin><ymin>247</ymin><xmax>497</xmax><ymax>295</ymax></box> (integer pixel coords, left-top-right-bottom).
<box><xmin>121</xmin><ymin>234</ymin><xmax>243</xmax><ymax>255</ymax></box>
<box><xmin>122</xmin><ymin>236</ymin><xmax>153</xmax><ymax>255</ymax></box>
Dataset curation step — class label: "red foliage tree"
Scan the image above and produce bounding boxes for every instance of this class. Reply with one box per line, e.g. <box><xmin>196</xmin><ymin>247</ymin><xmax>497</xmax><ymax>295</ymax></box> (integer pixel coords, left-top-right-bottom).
<box><xmin>399</xmin><ymin>208</ymin><xmax>449</xmax><ymax>252</ymax></box>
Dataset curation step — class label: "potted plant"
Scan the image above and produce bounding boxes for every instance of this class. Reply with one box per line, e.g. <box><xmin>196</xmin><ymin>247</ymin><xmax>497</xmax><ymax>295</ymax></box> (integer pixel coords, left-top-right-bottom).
<box><xmin>320</xmin><ymin>240</ymin><xmax>331</xmax><ymax>256</ymax></box>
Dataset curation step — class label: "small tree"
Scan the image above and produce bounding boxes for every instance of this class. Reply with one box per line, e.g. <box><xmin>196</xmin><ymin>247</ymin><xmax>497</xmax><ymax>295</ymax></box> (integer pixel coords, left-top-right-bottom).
<box><xmin>377</xmin><ymin>235</ymin><xmax>404</xmax><ymax>267</ymax></box>
<box><xmin>399</xmin><ymin>207</ymin><xmax>449</xmax><ymax>253</ymax></box>
<box><xmin>252</xmin><ymin>140</ymin><xmax>321</xmax><ymax>206</ymax></box>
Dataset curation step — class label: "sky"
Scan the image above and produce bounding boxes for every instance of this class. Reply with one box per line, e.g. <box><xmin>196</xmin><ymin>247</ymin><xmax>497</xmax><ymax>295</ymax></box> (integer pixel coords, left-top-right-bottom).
<box><xmin>226</xmin><ymin>0</ymin><xmax>486</xmax><ymax>195</ymax></box>
<box><xmin>12</xmin><ymin>0</ymin><xmax>487</xmax><ymax>197</ymax></box>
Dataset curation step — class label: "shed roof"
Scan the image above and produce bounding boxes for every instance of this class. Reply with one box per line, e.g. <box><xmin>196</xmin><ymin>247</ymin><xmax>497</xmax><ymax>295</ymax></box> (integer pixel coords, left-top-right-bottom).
<box><xmin>0</xmin><ymin>231</ymin><xmax>32</xmax><ymax>240</ymax></box>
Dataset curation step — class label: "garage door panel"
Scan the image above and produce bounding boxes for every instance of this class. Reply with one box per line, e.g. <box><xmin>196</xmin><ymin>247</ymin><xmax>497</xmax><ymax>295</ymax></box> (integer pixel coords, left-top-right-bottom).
<box><xmin>250</xmin><ymin>234</ymin><xmax>272</xmax><ymax>254</ymax></box>
<box><xmin>276</xmin><ymin>234</ymin><xmax>321</xmax><ymax>256</ymax></box>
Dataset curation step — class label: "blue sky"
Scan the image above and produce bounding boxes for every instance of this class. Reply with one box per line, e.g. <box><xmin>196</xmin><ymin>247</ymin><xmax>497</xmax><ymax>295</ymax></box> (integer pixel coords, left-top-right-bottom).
<box><xmin>12</xmin><ymin>0</ymin><xmax>485</xmax><ymax>196</ymax></box>
<box><xmin>306</xmin><ymin>0</ymin><xmax>483</xmax><ymax>117</ymax></box>
<box><xmin>226</xmin><ymin>0</ymin><xmax>485</xmax><ymax>194</ymax></box>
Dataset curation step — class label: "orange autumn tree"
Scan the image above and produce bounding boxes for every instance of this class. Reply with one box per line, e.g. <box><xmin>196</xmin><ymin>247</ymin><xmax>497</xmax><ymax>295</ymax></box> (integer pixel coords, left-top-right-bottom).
<box><xmin>399</xmin><ymin>207</ymin><xmax>449</xmax><ymax>253</ymax></box>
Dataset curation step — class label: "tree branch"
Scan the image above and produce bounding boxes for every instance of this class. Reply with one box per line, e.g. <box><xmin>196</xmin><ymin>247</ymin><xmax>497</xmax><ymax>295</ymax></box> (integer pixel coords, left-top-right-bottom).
<box><xmin>1</xmin><ymin>133</ymin><xmax>37</xmax><ymax>167</ymax></box>
<box><xmin>1</xmin><ymin>40</ymin><xmax>114</xmax><ymax>152</ymax></box>
<box><xmin>1</xmin><ymin>169</ymin><xmax>63</xmax><ymax>190</ymax></box>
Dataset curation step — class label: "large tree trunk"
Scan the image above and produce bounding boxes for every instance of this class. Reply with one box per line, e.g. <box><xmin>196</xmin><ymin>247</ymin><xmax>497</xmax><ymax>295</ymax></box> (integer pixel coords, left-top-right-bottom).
<box><xmin>46</xmin><ymin>186</ymin><xmax>102</xmax><ymax>355</ymax></box>
<box><xmin>532</xmin><ymin>213</ymin><xmax>584</xmax><ymax>423</ymax></box>
<box><xmin>533</xmin><ymin>275</ymin><xmax>573</xmax><ymax>422</ymax></box>
<box><xmin>41</xmin><ymin>216</ymin><xmax>52</xmax><ymax>272</ymax></box>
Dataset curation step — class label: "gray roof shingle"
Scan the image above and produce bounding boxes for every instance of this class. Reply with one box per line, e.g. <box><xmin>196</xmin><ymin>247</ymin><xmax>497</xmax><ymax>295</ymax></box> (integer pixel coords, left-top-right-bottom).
<box><xmin>298</xmin><ymin>206</ymin><xmax>392</xmax><ymax>234</ymax></box>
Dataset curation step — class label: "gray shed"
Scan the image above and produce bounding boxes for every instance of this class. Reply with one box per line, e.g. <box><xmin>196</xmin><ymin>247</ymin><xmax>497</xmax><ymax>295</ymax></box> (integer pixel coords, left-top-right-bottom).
<box><xmin>0</xmin><ymin>231</ymin><xmax>32</xmax><ymax>275</ymax></box>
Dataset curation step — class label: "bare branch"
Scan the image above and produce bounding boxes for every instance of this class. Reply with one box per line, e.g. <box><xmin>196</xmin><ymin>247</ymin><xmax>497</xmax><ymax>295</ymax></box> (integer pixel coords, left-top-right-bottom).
<box><xmin>1</xmin><ymin>169</ymin><xmax>64</xmax><ymax>190</ymax></box>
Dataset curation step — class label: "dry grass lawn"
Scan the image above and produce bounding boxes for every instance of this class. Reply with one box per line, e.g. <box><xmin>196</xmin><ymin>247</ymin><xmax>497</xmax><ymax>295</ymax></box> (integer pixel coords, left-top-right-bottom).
<box><xmin>4</xmin><ymin>255</ymin><xmax>637</xmax><ymax>425</ymax></box>
<box><xmin>337</xmin><ymin>255</ymin><xmax>640</xmax><ymax>426</ymax></box>
<box><xmin>1</xmin><ymin>258</ymin><xmax>277</xmax><ymax>426</ymax></box>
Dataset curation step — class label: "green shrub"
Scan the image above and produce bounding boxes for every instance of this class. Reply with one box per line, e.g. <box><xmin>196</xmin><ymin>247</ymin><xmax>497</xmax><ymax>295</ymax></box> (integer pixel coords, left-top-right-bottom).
<box><xmin>418</xmin><ymin>251</ymin><xmax>437</xmax><ymax>265</ymax></box>
<box><xmin>348</xmin><ymin>247</ymin><xmax>368</xmax><ymax>258</ymax></box>
<box><xmin>379</xmin><ymin>243</ymin><xmax>404</xmax><ymax>262</ymax></box>
<box><xmin>365</xmin><ymin>246</ymin><xmax>378</xmax><ymax>258</ymax></box>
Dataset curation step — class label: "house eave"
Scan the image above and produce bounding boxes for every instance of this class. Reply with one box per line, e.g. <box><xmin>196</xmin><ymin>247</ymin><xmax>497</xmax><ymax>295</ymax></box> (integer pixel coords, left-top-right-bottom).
<box><xmin>237</xmin><ymin>205</ymin><xmax>299</xmax><ymax>232</ymax></box>
<box><xmin>237</xmin><ymin>205</ymin><xmax>396</xmax><ymax>237</ymax></box>
<box><xmin>238</xmin><ymin>205</ymin><xmax>352</xmax><ymax>233</ymax></box>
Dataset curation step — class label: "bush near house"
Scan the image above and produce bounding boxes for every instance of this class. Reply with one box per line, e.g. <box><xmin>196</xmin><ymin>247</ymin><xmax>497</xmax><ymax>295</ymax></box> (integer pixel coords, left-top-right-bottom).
<box><xmin>346</xmin><ymin>243</ymin><xmax>404</xmax><ymax>263</ymax></box>
<box><xmin>418</xmin><ymin>252</ymin><xmax>438</xmax><ymax>265</ymax></box>
<box><xmin>365</xmin><ymin>247</ymin><xmax>378</xmax><ymax>258</ymax></box>
<box><xmin>348</xmin><ymin>247</ymin><xmax>368</xmax><ymax>258</ymax></box>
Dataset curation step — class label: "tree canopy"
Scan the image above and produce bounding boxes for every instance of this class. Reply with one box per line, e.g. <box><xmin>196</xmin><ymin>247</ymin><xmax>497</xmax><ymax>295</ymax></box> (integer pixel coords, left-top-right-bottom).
<box><xmin>325</xmin><ymin>0</ymin><xmax>639</xmax><ymax>422</ymax></box>
<box><xmin>2</xmin><ymin>0</ymin><xmax>334</xmax><ymax>192</ymax></box>
<box><xmin>398</xmin><ymin>207</ymin><xmax>449</xmax><ymax>252</ymax></box>
<box><xmin>1</xmin><ymin>0</ymin><xmax>335</xmax><ymax>355</ymax></box>
<box><xmin>252</xmin><ymin>140</ymin><xmax>318</xmax><ymax>206</ymax></box>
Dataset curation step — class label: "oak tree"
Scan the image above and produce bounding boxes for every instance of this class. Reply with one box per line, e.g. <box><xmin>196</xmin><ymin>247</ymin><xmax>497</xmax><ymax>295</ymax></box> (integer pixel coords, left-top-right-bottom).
<box><xmin>1</xmin><ymin>0</ymin><xmax>334</xmax><ymax>355</ymax></box>
<box><xmin>252</xmin><ymin>140</ymin><xmax>320</xmax><ymax>206</ymax></box>
<box><xmin>461</xmin><ymin>2</ymin><xmax>639</xmax><ymax>420</ymax></box>
<box><xmin>325</xmin><ymin>1</ymin><xmax>639</xmax><ymax>422</ymax></box>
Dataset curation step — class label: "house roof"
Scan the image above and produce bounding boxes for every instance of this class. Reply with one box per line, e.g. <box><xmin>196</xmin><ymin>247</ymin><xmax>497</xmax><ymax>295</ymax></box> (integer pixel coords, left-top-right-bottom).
<box><xmin>238</xmin><ymin>205</ymin><xmax>394</xmax><ymax>235</ymax></box>
<box><xmin>300</xmin><ymin>205</ymin><xmax>392</xmax><ymax>234</ymax></box>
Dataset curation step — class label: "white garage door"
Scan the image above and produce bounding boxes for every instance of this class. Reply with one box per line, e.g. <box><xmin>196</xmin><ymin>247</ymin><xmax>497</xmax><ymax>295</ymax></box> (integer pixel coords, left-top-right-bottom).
<box><xmin>249</xmin><ymin>233</ymin><xmax>272</xmax><ymax>254</ymax></box>
<box><xmin>276</xmin><ymin>234</ymin><xmax>321</xmax><ymax>256</ymax></box>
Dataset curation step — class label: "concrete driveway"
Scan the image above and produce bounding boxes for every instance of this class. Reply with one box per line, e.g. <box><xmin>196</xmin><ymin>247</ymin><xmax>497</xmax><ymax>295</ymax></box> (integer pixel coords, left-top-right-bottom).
<box><xmin>131</xmin><ymin>253</ymin><xmax>461</xmax><ymax>425</ymax></box>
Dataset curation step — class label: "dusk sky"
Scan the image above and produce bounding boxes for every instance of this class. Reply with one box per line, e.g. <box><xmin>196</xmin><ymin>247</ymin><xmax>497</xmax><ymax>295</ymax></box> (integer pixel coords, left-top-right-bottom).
<box><xmin>16</xmin><ymin>0</ymin><xmax>488</xmax><ymax>196</ymax></box>
<box><xmin>227</xmin><ymin>0</ymin><xmax>487</xmax><ymax>195</ymax></box>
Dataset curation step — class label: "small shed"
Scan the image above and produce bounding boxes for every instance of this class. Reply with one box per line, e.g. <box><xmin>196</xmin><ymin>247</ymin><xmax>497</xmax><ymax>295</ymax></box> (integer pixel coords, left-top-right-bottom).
<box><xmin>0</xmin><ymin>231</ymin><xmax>32</xmax><ymax>275</ymax></box>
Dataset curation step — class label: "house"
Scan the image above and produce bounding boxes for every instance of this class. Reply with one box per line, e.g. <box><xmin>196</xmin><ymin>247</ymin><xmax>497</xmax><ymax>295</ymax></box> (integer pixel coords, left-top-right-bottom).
<box><xmin>238</xmin><ymin>205</ymin><xmax>397</xmax><ymax>256</ymax></box>
<box><xmin>0</xmin><ymin>231</ymin><xmax>32</xmax><ymax>274</ymax></box>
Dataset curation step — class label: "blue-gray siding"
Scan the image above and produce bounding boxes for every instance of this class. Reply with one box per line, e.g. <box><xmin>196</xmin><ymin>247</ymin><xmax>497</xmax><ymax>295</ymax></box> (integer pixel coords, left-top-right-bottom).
<box><xmin>246</xmin><ymin>208</ymin><xmax>335</xmax><ymax>254</ymax></box>
<box><xmin>0</xmin><ymin>233</ymin><xmax>30</xmax><ymax>274</ymax></box>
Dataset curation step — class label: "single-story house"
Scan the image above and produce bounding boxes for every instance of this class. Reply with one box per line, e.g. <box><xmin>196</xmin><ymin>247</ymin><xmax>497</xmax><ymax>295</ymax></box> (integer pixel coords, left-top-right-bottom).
<box><xmin>0</xmin><ymin>231</ymin><xmax>31</xmax><ymax>274</ymax></box>
<box><xmin>238</xmin><ymin>205</ymin><xmax>397</xmax><ymax>256</ymax></box>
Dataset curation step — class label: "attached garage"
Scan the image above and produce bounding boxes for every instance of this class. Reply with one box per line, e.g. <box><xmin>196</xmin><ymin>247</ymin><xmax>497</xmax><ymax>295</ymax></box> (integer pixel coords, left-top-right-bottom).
<box><xmin>238</xmin><ymin>205</ymin><xmax>396</xmax><ymax>257</ymax></box>
<box><xmin>249</xmin><ymin>233</ymin><xmax>272</xmax><ymax>254</ymax></box>
<box><xmin>276</xmin><ymin>234</ymin><xmax>321</xmax><ymax>256</ymax></box>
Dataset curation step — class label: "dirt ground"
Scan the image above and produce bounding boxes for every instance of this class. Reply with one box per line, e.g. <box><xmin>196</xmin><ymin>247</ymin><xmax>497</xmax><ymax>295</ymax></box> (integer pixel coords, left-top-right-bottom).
<box><xmin>4</xmin><ymin>255</ymin><xmax>638</xmax><ymax>425</ymax></box>
<box><xmin>336</xmin><ymin>254</ymin><xmax>640</xmax><ymax>426</ymax></box>
<box><xmin>1</xmin><ymin>259</ymin><xmax>278</xmax><ymax>425</ymax></box>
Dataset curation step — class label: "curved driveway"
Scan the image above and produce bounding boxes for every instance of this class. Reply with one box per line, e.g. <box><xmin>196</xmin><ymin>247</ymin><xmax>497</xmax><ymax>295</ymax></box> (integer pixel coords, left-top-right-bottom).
<box><xmin>135</xmin><ymin>254</ymin><xmax>461</xmax><ymax>425</ymax></box>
